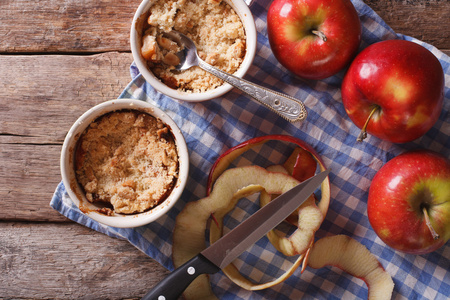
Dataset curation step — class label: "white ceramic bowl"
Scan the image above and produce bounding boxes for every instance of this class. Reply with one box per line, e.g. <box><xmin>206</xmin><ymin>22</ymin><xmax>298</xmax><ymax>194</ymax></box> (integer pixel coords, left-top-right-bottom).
<box><xmin>130</xmin><ymin>0</ymin><xmax>257</xmax><ymax>102</ymax></box>
<box><xmin>60</xmin><ymin>99</ymin><xmax>189</xmax><ymax>228</ymax></box>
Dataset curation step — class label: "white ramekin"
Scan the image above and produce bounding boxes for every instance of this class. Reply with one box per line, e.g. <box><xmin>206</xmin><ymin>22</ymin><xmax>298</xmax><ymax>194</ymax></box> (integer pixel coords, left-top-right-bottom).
<box><xmin>60</xmin><ymin>99</ymin><xmax>189</xmax><ymax>228</ymax></box>
<box><xmin>130</xmin><ymin>0</ymin><xmax>257</xmax><ymax>102</ymax></box>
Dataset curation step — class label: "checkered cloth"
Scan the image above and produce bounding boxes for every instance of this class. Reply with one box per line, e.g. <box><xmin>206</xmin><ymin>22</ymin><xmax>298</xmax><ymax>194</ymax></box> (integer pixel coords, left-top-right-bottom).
<box><xmin>51</xmin><ymin>0</ymin><xmax>450</xmax><ymax>298</ymax></box>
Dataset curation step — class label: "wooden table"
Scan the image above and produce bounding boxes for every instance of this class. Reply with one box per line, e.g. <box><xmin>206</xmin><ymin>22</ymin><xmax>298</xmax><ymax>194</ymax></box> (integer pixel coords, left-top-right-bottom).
<box><xmin>1</xmin><ymin>0</ymin><xmax>448</xmax><ymax>298</ymax></box>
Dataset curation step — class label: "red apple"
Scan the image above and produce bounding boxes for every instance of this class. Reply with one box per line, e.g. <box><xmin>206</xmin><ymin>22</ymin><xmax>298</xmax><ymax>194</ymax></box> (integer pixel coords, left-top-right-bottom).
<box><xmin>341</xmin><ymin>39</ymin><xmax>445</xmax><ymax>143</ymax></box>
<box><xmin>368</xmin><ymin>150</ymin><xmax>450</xmax><ymax>254</ymax></box>
<box><xmin>267</xmin><ymin>0</ymin><xmax>361</xmax><ymax>80</ymax></box>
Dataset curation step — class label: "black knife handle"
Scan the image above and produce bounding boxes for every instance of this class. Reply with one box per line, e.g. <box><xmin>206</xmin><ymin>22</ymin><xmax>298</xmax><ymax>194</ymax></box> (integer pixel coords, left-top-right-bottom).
<box><xmin>142</xmin><ymin>254</ymin><xmax>220</xmax><ymax>300</ymax></box>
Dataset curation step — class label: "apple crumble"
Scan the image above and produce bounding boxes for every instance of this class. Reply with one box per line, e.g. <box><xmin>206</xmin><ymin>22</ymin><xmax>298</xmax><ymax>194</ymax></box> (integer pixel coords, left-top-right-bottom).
<box><xmin>75</xmin><ymin>110</ymin><xmax>179</xmax><ymax>214</ymax></box>
<box><xmin>140</xmin><ymin>0</ymin><xmax>246</xmax><ymax>92</ymax></box>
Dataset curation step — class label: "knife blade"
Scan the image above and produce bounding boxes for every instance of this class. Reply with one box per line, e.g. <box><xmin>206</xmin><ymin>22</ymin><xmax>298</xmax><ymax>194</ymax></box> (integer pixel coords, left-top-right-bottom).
<box><xmin>143</xmin><ymin>169</ymin><xmax>330</xmax><ymax>300</ymax></box>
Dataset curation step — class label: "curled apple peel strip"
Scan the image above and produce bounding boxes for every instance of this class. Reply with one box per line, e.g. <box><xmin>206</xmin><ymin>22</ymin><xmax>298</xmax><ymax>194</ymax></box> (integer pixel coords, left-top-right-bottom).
<box><xmin>308</xmin><ymin>235</ymin><xmax>394</xmax><ymax>300</ymax></box>
<box><xmin>260</xmin><ymin>165</ymin><xmax>320</xmax><ymax>257</ymax></box>
<box><xmin>173</xmin><ymin>136</ymin><xmax>331</xmax><ymax>298</ymax></box>
<box><xmin>265</xmin><ymin>198</ymin><xmax>322</xmax><ymax>256</ymax></box>
<box><xmin>208</xmin><ymin>183</ymin><xmax>309</xmax><ymax>291</ymax></box>
<box><xmin>173</xmin><ymin>166</ymin><xmax>304</xmax><ymax>299</ymax></box>
<box><xmin>207</xmin><ymin>135</ymin><xmax>331</xmax><ymax>217</ymax></box>
<box><xmin>206</xmin><ymin>137</ymin><xmax>330</xmax><ymax>290</ymax></box>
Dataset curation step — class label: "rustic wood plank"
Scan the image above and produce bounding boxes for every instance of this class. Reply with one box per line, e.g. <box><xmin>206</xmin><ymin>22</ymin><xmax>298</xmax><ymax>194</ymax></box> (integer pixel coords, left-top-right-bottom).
<box><xmin>0</xmin><ymin>0</ymin><xmax>448</xmax><ymax>53</ymax></box>
<box><xmin>365</xmin><ymin>0</ymin><xmax>450</xmax><ymax>50</ymax></box>
<box><xmin>0</xmin><ymin>53</ymin><xmax>134</xmax><ymax>140</ymax></box>
<box><xmin>0</xmin><ymin>143</ymin><xmax>67</xmax><ymax>221</ymax></box>
<box><xmin>0</xmin><ymin>53</ymin><xmax>133</xmax><ymax>222</ymax></box>
<box><xmin>0</xmin><ymin>0</ymin><xmax>139</xmax><ymax>53</ymax></box>
<box><xmin>0</xmin><ymin>222</ymin><xmax>169</xmax><ymax>299</ymax></box>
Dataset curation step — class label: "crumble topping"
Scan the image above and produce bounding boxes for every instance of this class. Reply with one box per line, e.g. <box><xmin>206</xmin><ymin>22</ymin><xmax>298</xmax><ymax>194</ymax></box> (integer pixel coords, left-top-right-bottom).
<box><xmin>75</xmin><ymin>110</ymin><xmax>179</xmax><ymax>214</ymax></box>
<box><xmin>140</xmin><ymin>0</ymin><xmax>246</xmax><ymax>92</ymax></box>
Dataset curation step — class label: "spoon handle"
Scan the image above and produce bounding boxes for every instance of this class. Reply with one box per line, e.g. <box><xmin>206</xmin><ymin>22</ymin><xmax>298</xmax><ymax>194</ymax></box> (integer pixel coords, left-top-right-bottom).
<box><xmin>198</xmin><ymin>60</ymin><xmax>307</xmax><ymax>123</ymax></box>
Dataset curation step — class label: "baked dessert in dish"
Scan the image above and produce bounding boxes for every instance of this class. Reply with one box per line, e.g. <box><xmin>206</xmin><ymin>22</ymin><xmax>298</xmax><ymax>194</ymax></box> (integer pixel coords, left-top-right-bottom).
<box><xmin>140</xmin><ymin>0</ymin><xmax>246</xmax><ymax>93</ymax></box>
<box><xmin>74</xmin><ymin>110</ymin><xmax>179</xmax><ymax>215</ymax></box>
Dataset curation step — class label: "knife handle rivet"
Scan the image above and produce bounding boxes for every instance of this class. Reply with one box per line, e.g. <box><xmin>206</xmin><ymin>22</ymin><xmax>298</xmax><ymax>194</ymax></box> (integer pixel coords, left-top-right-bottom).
<box><xmin>187</xmin><ymin>266</ymin><xmax>196</xmax><ymax>275</ymax></box>
<box><xmin>158</xmin><ymin>296</ymin><xmax>166</xmax><ymax>300</ymax></box>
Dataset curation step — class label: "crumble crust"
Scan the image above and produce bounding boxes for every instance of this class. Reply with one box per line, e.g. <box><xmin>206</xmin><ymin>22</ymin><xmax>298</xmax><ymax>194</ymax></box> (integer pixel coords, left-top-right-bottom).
<box><xmin>75</xmin><ymin>110</ymin><xmax>179</xmax><ymax>214</ymax></box>
<box><xmin>141</xmin><ymin>0</ymin><xmax>246</xmax><ymax>92</ymax></box>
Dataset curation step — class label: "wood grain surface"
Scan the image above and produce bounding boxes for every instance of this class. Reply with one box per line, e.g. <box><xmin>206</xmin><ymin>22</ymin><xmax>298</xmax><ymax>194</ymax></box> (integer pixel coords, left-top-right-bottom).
<box><xmin>0</xmin><ymin>222</ymin><xmax>169</xmax><ymax>299</ymax></box>
<box><xmin>1</xmin><ymin>0</ymin><xmax>448</xmax><ymax>298</ymax></box>
<box><xmin>366</xmin><ymin>0</ymin><xmax>450</xmax><ymax>50</ymax></box>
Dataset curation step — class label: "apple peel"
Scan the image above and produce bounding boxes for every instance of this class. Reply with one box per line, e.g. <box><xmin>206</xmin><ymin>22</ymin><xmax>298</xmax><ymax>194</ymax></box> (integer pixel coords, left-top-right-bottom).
<box><xmin>265</xmin><ymin>201</ymin><xmax>322</xmax><ymax>256</ymax></box>
<box><xmin>308</xmin><ymin>235</ymin><xmax>394</xmax><ymax>300</ymax></box>
<box><xmin>206</xmin><ymin>136</ymin><xmax>330</xmax><ymax>290</ymax></box>
<box><xmin>207</xmin><ymin>135</ymin><xmax>331</xmax><ymax>218</ymax></box>
<box><xmin>261</xmin><ymin>165</ymin><xmax>322</xmax><ymax>256</ymax></box>
<box><xmin>263</xmin><ymin>146</ymin><xmax>318</xmax><ymax>226</ymax></box>
<box><xmin>209</xmin><ymin>192</ymin><xmax>307</xmax><ymax>290</ymax></box>
<box><xmin>173</xmin><ymin>136</ymin><xmax>331</xmax><ymax>298</ymax></box>
<box><xmin>220</xmin><ymin>253</ymin><xmax>305</xmax><ymax>291</ymax></box>
<box><xmin>173</xmin><ymin>165</ymin><xmax>304</xmax><ymax>299</ymax></box>
<box><xmin>261</xmin><ymin>164</ymin><xmax>300</xmax><ymax>225</ymax></box>
<box><xmin>283</xmin><ymin>146</ymin><xmax>317</xmax><ymax>183</ymax></box>
<box><xmin>208</xmin><ymin>177</ymin><xmax>320</xmax><ymax>290</ymax></box>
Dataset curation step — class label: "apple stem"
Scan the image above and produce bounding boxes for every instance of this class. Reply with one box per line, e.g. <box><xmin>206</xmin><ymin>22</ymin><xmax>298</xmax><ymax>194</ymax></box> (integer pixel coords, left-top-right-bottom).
<box><xmin>357</xmin><ymin>106</ymin><xmax>379</xmax><ymax>142</ymax></box>
<box><xmin>311</xmin><ymin>30</ymin><xmax>327</xmax><ymax>42</ymax></box>
<box><xmin>422</xmin><ymin>207</ymin><xmax>440</xmax><ymax>240</ymax></box>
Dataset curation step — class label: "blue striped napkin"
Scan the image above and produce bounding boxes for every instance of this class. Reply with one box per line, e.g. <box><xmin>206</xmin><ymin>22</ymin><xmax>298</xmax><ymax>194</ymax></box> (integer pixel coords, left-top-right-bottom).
<box><xmin>51</xmin><ymin>0</ymin><xmax>450</xmax><ymax>298</ymax></box>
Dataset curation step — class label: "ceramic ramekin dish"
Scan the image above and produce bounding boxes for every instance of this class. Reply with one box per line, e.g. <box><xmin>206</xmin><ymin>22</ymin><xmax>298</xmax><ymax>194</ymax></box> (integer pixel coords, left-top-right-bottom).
<box><xmin>60</xmin><ymin>99</ymin><xmax>189</xmax><ymax>228</ymax></box>
<box><xmin>130</xmin><ymin>0</ymin><xmax>257</xmax><ymax>102</ymax></box>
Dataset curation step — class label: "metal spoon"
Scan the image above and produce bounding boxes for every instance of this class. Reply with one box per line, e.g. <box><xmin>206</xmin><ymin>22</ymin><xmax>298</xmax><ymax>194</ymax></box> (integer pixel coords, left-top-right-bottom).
<box><xmin>164</xmin><ymin>31</ymin><xmax>307</xmax><ymax>123</ymax></box>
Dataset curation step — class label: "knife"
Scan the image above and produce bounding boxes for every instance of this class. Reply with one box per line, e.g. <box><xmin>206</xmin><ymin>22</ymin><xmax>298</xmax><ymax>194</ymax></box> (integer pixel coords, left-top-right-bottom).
<box><xmin>142</xmin><ymin>169</ymin><xmax>330</xmax><ymax>300</ymax></box>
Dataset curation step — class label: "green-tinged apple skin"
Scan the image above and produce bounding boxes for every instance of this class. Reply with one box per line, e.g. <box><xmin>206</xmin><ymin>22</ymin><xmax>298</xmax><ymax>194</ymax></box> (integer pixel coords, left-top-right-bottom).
<box><xmin>341</xmin><ymin>40</ymin><xmax>444</xmax><ymax>143</ymax></box>
<box><xmin>368</xmin><ymin>150</ymin><xmax>450</xmax><ymax>254</ymax></box>
<box><xmin>267</xmin><ymin>0</ymin><xmax>361</xmax><ymax>80</ymax></box>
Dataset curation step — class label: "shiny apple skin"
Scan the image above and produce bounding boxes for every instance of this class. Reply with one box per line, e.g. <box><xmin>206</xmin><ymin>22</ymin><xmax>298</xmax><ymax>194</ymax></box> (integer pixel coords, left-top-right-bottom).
<box><xmin>368</xmin><ymin>150</ymin><xmax>450</xmax><ymax>254</ymax></box>
<box><xmin>267</xmin><ymin>0</ymin><xmax>361</xmax><ymax>80</ymax></box>
<box><xmin>341</xmin><ymin>40</ymin><xmax>444</xmax><ymax>143</ymax></box>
